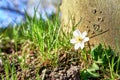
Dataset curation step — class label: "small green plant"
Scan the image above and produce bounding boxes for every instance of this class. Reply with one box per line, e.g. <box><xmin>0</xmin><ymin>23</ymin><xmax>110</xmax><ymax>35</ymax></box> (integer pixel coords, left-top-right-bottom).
<box><xmin>80</xmin><ymin>63</ymin><xmax>100</xmax><ymax>80</ymax></box>
<box><xmin>90</xmin><ymin>44</ymin><xmax>120</xmax><ymax>79</ymax></box>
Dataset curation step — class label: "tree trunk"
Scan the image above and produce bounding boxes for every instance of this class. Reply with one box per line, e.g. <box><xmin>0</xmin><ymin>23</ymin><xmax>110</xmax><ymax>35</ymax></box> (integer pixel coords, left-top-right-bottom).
<box><xmin>60</xmin><ymin>0</ymin><xmax>120</xmax><ymax>50</ymax></box>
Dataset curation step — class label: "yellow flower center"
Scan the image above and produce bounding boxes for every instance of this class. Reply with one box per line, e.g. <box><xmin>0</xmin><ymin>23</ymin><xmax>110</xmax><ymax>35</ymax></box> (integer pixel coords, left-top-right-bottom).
<box><xmin>76</xmin><ymin>36</ymin><xmax>83</xmax><ymax>42</ymax></box>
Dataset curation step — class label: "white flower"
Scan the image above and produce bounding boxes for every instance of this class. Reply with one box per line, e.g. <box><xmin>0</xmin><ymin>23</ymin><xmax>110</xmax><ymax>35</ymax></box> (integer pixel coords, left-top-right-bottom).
<box><xmin>70</xmin><ymin>29</ymin><xmax>89</xmax><ymax>50</ymax></box>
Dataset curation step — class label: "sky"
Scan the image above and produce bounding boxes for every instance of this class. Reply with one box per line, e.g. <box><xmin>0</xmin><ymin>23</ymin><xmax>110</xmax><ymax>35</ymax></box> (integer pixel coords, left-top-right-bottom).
<box><xmin>0</xmin><ymin>0</ymin><xmax>60</xmax><ymax>28</ymax></box>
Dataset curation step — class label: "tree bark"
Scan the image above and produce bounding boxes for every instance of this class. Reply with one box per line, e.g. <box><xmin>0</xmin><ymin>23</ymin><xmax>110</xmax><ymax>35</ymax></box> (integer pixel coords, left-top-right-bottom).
<box><xmin>60</xmin><ymin>0</ymin><xmax>120</xmax><ymax>50</ymax></box>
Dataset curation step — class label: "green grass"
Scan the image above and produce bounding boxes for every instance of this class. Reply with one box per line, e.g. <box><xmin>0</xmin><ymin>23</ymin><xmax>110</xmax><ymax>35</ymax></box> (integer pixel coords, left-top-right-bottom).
<box><xmin>0</xmin><ymin>14</ymin><xmax>120</xmax><ymax>80</ymax></box>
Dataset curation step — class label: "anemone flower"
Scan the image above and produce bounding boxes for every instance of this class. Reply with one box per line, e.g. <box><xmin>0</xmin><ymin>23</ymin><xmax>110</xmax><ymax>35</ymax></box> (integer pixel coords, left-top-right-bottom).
<box><xmin>70</xmin><ymin>29</ymin><xmax>89</xmax><ymax>50</ymax></box>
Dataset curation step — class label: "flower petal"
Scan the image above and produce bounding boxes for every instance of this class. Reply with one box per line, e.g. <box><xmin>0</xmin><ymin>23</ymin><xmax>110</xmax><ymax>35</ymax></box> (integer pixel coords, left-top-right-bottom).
<box><xmin>83</xmin><ymin>37</ymin><xmax>89</xmax><ymax>42</ymax></box>
<box><xmin>74</xmin><ymin>43</ymin><xmax>80</xmax><ymax>50</ymax></box>
<box><xmin>81</xmin><ymin>31</ymin><xmax>87</xmax><ymax>38</ymax></box>
<box><xmin>70</xmin><ymin>39</ymin><xmax>76</xmax><ymax>44</ymax></box>
<box><xmin>80</xmin><ymin>42</ymin><xmax>84</xmax><ymax>49</ymax></box>
<box><xmin>73</xmin><ymin>29</ymin><xmax>81</xmax><ymax>37</ymax></box>
<box><xmin>0</xmin><ymin>58</ymin><xmax>2</xmax><ymax>65</ymax></box>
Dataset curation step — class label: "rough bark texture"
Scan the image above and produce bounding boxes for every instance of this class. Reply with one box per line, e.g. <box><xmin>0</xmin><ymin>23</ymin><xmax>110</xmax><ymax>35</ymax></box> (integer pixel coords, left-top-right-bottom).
<box><xmin>60</xmin><ymin>0</ymin><xmax>120</xmax><ymax>50</ymax></box>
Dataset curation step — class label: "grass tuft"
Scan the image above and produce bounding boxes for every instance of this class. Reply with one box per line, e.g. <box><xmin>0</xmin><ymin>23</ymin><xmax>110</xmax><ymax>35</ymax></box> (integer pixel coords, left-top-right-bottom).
<box><xmin>0</xmin><ymin>14</ymin><xmax>120</xmax><ymax>80</ymax></box>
